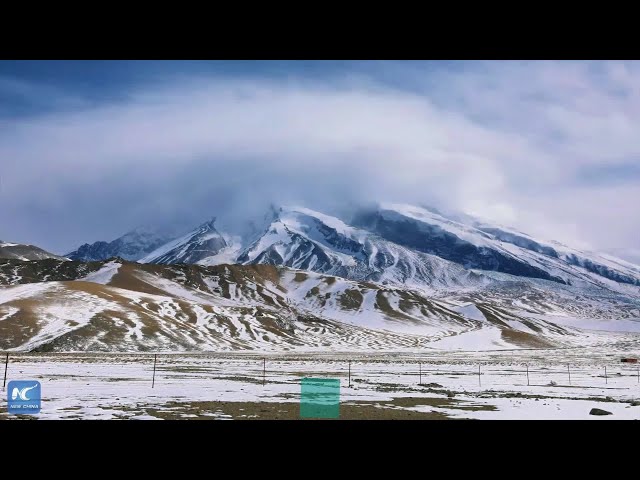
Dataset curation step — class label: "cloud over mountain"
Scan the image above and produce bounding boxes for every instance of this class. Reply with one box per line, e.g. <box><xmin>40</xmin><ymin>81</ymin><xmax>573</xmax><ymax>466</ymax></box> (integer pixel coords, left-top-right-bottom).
<box><xmin>1</xmin><ymin>61</ymin><xmax>639</xmax><ymax>254</ymax></box>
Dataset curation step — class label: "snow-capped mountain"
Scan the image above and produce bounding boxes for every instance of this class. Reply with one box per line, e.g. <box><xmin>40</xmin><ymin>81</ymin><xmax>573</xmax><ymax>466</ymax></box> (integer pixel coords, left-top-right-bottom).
<box><xmin>237</xmin><ymin>206</ymin><xmax>487</xmax><ymax>290</ymax></box>
<box><xmin>61</xmin><ymin>203</ymin><xmax>640</xmax><ymax>298</ymax></box>
<box><xmin>473</xmin><ymin>222</ymin><xmax>640</xmax><ymax>287</ymax></box>
<box><xmin>351</xmin><ymin>204</ymin><xmax>566</xmax><ymax>283</ymax></box>
<box><xmin>3</xmin><ymin>200</ymin><xmax>640</xmax><ymax>353</ymax></box>
<box><xmin>0</xmin><ymin>241</ymin><xmax>68</xmax><ymax>261</ymax></box>
<box><xmin>66</xmin><ymin>225</ymin><xmax>184</xmax><ymax>262</ymax></box>
<box><xmin>3</xmin><ymin>202</ymin><xmax>640</xmax><ymax>355</ymax></box>
<box><xmin>139</xmin><ymin>218</ymin><xmax>231</xmax><ymax>265</ymax></box>
<box><xmin>352</xmin><ymin>203</ymin><xmax>640</xmax><ymax>292</ymax></box>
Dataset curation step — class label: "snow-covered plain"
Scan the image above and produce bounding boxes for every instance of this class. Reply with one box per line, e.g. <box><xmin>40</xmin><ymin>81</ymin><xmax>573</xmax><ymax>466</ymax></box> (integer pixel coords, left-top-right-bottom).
<box><xmin>2</xmin><ymin>350</ymin><xmax>639</xmax><ymax>420</ymax></box>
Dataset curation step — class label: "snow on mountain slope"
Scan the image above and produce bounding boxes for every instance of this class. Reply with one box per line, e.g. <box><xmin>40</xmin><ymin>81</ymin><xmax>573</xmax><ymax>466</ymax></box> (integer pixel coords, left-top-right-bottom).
<box><xmin>66</xmin><ymin>225</ymin><xmax>184</xmax><ymax>262</ymax></box>
<box><xmin>438</xmin><ymin>206</ymin><xmax>640</xmax><ymax>288</ymax></box>
<box><xmin>353</xmin><ymin>204</ymin><xmax>640</xmax><ymax>293</ymax></box>
<box><xmin>0</xmin><ymin>282</ymin><xmax>53</xmax><ymax>303</ymax></box>
<box><xmin>139</xmin><ymin>219</ymin><xmax>228</xmax><ymax>265</ymax></box>
<box><xmin>428</xmin><ymin>327</ymin><xmax>512</xmax><ymax>351</ymax></box>
<box><xmin>5</xmin><ymin>258</ymin><xmax>616</xmax><ymax>352</ymax></box>
<box><xmin>0</xmin><ymin>278</ymin><xmax>462</xmax><ymax>353</ymax></box>
<box><xmin>382</xmin><ymin>204</ymin><xmax>499</xmax><ymax>248</ymax></box>
<box><xmin>353</xmin><ymin>204</ymin><xmax>568</xmax><ymax>283</ymax></box>
<box><xmin>442</xmin><ymin>274</ymin><xmax>640</xmax><ymax>337</ymax></box>
<box><xmin>0</xmin><ymin>260</ymin><xmax>474</xmax><ymax>352</ymax></box>
<box><xmin>451</xmin><ymin>303</ymin><xmax>486</xmax><ymax>322</ymax></box>
<box><xmin>195</xmin><ymin>242</ymin><xmax>243</xmax><ymax>266</ymax></box>
<box><xmin>237</xmin><ymin>206</ymin><xmax>489</xmax><ymax>291</ymax></box>
<box><xmin>277</xmin><ymin>269</ymin><xmax>478</xmax><ymax>336</ymax></box>
<box><xmin>475</xmin><ymin>222</ymin><xmax>640</xmax><ymax>287</ymax></box>
<box><xmin>5</xmin><ymin>204</ymin><xmax>640</xmax><ymax>353</ymax></box>
<box><xmin>0</xmin><ymin>241</ymin><xmax>68</xmax><ymax>261</ymax></box>
<box><xmin>78</xmin><ymin>261</ymin><xmax>121</xmax><ymax>284</ymax></box>
<box><xmin>64</xmin><ymin>203</ymin><xmax>640</xmax><ymax>301</ymax></box>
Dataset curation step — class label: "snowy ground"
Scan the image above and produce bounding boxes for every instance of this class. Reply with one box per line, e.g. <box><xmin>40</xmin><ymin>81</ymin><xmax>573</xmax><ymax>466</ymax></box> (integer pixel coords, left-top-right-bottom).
<box><xmin>2</xmin><ymin>348</ymin><xmax>640</xmax><ymax>420</ymax></box>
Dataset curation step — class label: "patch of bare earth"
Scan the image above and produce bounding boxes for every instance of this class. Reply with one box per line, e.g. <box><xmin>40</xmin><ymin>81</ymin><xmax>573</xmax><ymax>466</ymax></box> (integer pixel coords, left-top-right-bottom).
<box><xmin>108</xmin><ymin>265</ymin><xmax>173</xmax><ymax>296</ymax></box>
<box><xmin>132</xmin><ymin>400</ymin><xmax>455</xmax><ymax>420</ymax></box>
<box><xmin>500</xmin><ymin>329</ymin><xmax>556</xmax><ymax>349</ymax></box>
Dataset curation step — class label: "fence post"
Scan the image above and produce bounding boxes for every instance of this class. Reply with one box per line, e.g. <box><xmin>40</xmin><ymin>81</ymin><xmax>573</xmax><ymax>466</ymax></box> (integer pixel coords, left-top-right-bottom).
<box><xmin>637</xmin><ymin>366</ymin><xmax>639</xmax><ymax>384</ymax></box>
<box><xmin>605</xmin><ymin>366</ymin><xmax>607</xmax><ymax>385</ymax></box>
<box><xmin>263</xmin><ymin>358</ymin><xmax>266</xmax><ymax>386</ymax></box>
<box><xmin>526</xmin><ymin>364</ymin><xmax>529</xmax><ymax>386</ymax></box>
<box><xmin>478</xmin><ymin>364</ymin><xmax>481</xmax><ymax>388</ymax></box>
<box><xmin>348</xmin><ymin>361</ymin><xmax>351</xmax><ymax>388</ymax></box>
<box><xmin>2</xmin><ymin>353</ymin><xmax>8</xmax><ymax>390</ymax></box>
<box><xmin>419</xmin><ymin>362</ymin><xmax>422</xmax><ymax>386</ymax></box>
<box><xmin>152</xmin><ymin>354</ymin><xmax>157</xmax><ymax>389</ymax></box>
<box><xmin>568</xmin><ymin>365</ymin><xmax>571</xmax><ymax>386</ymax></box>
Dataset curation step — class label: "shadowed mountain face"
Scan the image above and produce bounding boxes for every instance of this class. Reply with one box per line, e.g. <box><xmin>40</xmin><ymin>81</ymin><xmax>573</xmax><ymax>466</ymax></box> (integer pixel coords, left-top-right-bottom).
<box><xmin>476</xmin><ymin>226</ymin><xmax>640</xmax><ymax>287</ymax></box>
<box><xmin>236</xmin><ymin>207</ymin><xmax>487</xmax><ymax>290</ymax></box>
<box><xmin>66</xmin><ymin>226</ymin><xmax>184</xmax><ymax>262</ymax></box>
<box><xmin>350</xmin><ymin>205</ymin><xmax>640</xmax><ymax>290</ymax></box>
<box><xmin>351</xmin><ymin>209</ymin><xmax>566</xmax><ymax>283</ymax></box>
<box><xmin>139</xmin><ymin>219</ymin><xmax>228</xmax><ymax>265</ymax></box>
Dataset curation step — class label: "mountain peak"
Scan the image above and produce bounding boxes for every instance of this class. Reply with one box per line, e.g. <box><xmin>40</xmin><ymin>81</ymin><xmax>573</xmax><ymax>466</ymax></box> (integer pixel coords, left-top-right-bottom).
<box><xmin>66</xmin><ymin>223</ymin><xmax>189</xmax><ymax>262</ymax></box>
<box><xmin>0</xmin><ymin>241</ymin><xmax>68</xmax><ymax>261</ymax></box>
<box><xmin>60</xmin><ymin>202</ymin><xmax>640</xmax><ymax>292</ymax></box>
<box><xmin>200</xmin><ymin>217</ymin><xmax>218</xmax><ymax>231</ymax></box>
<box><xmin>139</xmin><ymin>215</ymin><xmax>228</xmax><ymax>265</ymax></box>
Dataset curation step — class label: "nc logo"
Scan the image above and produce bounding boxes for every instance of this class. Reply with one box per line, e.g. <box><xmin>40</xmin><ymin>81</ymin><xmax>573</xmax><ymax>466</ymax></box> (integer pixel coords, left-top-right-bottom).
<box><xmin>12</xmin><ymin>383</ymin><xmax>38</xmax><ymax>401</ymax></box>
<box><xmin>7</xmin><ymin>380</ymin><xmax>41</xmax><ymax>414</ymax></box>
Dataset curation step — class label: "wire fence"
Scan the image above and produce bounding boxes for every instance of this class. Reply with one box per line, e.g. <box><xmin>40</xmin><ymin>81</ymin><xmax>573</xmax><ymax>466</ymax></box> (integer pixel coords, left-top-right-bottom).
<box><xmin>4</xmin><ymin>353</ymin><xmax>639</xmax><ymax>395</ymax></box>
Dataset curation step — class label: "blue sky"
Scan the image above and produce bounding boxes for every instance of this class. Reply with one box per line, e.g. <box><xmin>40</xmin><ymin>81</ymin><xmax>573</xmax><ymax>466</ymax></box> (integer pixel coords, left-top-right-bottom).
<box><xmin>1</xmin><ymin>60</ymin><xmax>639</xmax><ymax>259</ymax></box>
